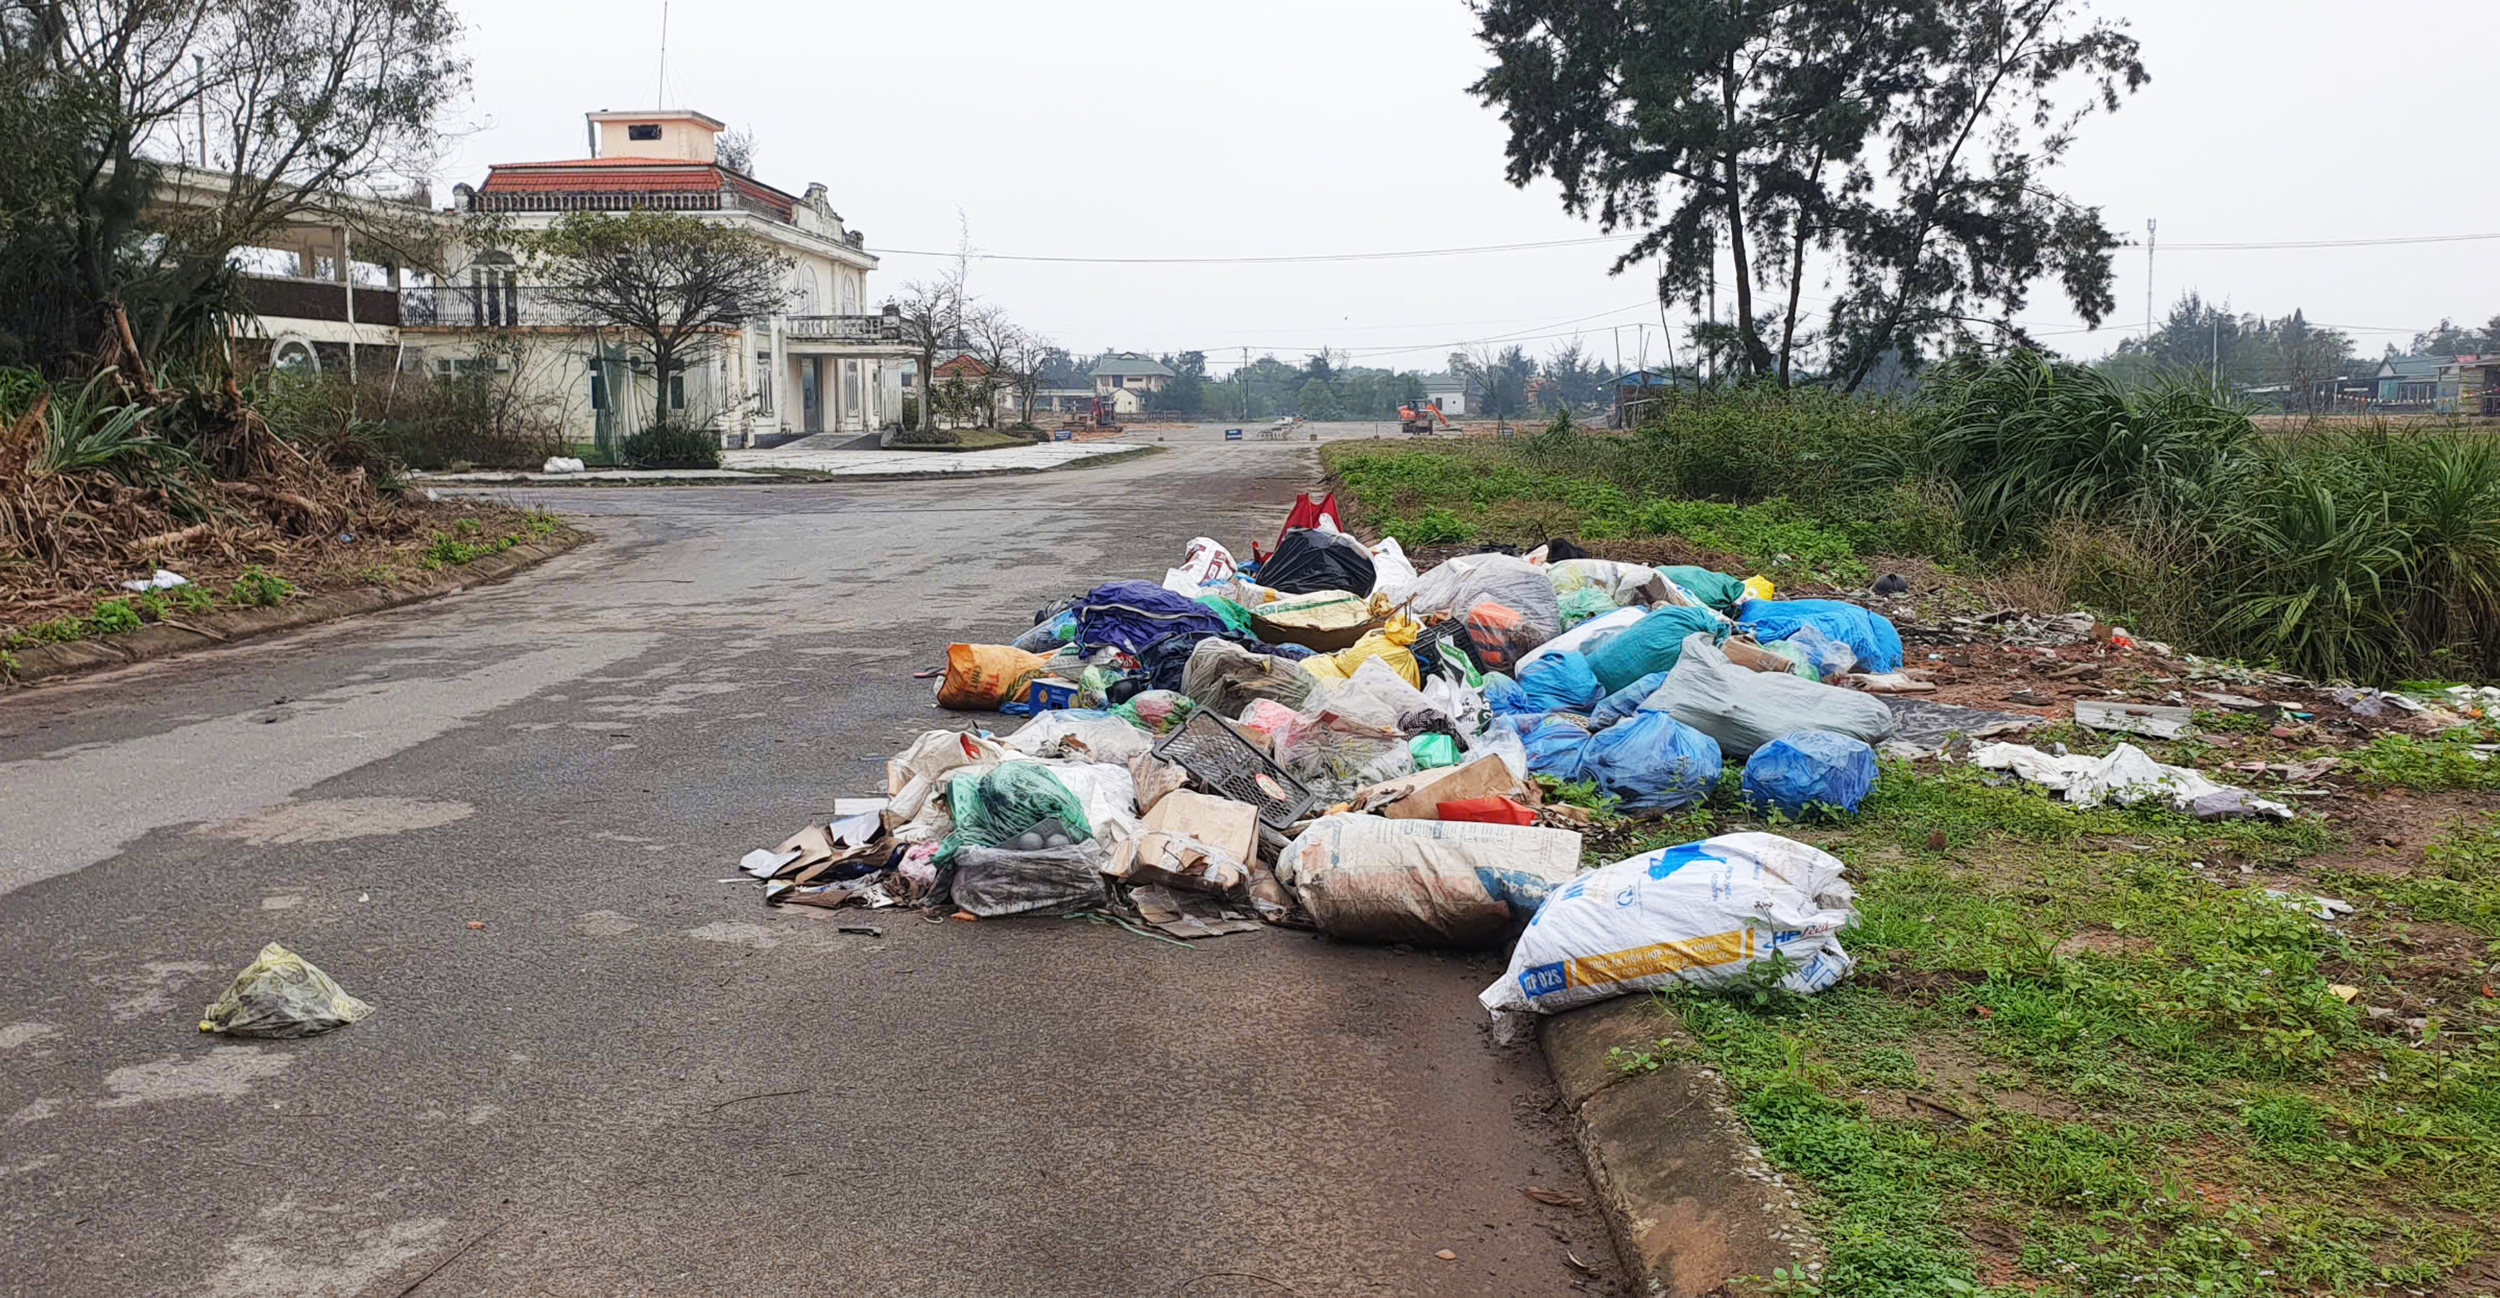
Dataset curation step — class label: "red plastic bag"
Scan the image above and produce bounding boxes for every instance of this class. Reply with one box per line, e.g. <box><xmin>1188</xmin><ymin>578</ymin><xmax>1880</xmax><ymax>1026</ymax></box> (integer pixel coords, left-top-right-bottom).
<box><xmin>1257</xmin><ymin>492</ymin><xmax>1343</xmax><ymax>561</ymax></box>
<box><xmin>1437</xmin><ymin>796</ymin><xmax>1538</xmax><ymax>826</ymax></box>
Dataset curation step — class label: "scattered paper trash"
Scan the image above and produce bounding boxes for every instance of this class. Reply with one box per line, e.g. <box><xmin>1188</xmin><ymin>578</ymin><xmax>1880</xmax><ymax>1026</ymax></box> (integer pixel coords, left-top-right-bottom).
<box><xmin>198</xmin><ymin>943</ymin><xmax>374</xmax><ymax>1038</ymax></box>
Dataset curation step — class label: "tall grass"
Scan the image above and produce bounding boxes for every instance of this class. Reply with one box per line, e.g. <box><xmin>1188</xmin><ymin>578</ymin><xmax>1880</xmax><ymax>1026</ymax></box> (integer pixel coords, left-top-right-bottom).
<box><xmin>1332</xmin><ymin>354</ymin><xmax>2500</xmax><ymax>684</ymax></box>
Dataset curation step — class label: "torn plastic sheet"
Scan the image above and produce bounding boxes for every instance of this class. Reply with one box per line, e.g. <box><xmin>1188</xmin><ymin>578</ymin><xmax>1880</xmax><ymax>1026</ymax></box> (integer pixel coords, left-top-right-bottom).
<box><xmin>1878</xmin><ymin>698</ymin><xmax>2042</xmax><ymax>757</ymax></box>
<box><xmin>1968</xmin><ymin>741</ymin><xmax>2291</xmax><ymax>819</ymax></box>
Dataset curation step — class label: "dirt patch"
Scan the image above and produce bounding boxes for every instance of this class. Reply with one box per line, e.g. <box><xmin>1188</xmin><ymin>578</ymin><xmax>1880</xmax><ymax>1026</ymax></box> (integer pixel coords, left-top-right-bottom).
<box><xmin>191</xmin><ymin>797</ymin><xmax>474</xmax><ymax>846</ymax></box>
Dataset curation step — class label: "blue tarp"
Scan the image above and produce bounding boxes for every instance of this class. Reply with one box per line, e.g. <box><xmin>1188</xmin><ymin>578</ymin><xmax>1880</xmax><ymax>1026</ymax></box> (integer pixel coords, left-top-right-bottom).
<box><xmin>1072</xmin><ymin>581</ymin><xmax>1232</xmax><ymax>656</ymax></box>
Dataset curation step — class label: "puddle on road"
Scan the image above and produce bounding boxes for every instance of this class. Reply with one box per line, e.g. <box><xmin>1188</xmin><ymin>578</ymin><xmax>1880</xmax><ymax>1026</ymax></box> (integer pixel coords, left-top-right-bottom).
<box><xmin>191</xmin><ymin>798</ymin><xmax>474</xmax><ymax>846</ymax></box>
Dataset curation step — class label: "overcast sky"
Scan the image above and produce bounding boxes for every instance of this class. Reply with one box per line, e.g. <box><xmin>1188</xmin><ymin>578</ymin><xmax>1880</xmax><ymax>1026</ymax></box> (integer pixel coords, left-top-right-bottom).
<box><xmin>436</xmin><ymin>0</ymin><xmax>2500</xmax><ymax>373</ymax></box>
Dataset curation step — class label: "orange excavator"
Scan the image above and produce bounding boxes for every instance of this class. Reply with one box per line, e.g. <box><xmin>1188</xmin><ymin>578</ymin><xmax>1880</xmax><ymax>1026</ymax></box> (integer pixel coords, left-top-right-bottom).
<box><xmin>1398</xmin><ymin>401</ymin><xmax>1453</xmax><ymax>435</ymax></box>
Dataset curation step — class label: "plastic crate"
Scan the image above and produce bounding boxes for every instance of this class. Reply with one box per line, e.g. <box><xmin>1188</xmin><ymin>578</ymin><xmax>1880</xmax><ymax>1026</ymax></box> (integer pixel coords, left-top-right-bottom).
<box><xmin>1409</xmin><ymin>616</ymin><xmax>1487</xmax><ymax>676</ymax></box>
<box><xmin>1151</xmin><ymin>711</ymin><xmax>1315</xmax><ymax>830</ymax></box>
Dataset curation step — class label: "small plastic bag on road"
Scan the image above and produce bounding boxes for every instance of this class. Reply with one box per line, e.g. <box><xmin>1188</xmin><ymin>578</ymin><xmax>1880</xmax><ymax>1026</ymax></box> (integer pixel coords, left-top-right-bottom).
<box><xmin>199</xmin><ymin>943</ymin><xmax>374</xmax><ymax>1038</ymax></box>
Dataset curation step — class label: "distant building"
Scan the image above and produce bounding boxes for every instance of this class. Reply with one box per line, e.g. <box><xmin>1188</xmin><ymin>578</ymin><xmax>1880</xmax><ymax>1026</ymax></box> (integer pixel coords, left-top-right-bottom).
<box><xmin>1090</xmin><ymin>353</ymin><xmax>1174</xmax><ymax>415</ymax></box>
<box><xmin>2374</xmin><ymin>354</ymin><xmax>2445</xmax><ymax>407</ymax></box>
<box><xmin>403</xmin><ymin>106</ymin><xmax>911</xmax><ymax>451</ymax></box>
<box><xmin>2436</xmin><ymin>355</ymin><xmax>2500</xmax><ymax>416</ymax></box>
<box><xmin>1419</xmin><ymin>372</ymin><xmax>1469</xmax><ymax>417</ymax></box>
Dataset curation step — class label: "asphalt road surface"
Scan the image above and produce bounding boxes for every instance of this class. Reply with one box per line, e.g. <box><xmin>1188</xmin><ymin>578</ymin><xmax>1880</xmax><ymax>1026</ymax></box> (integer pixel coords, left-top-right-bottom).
<box><xmin>0</xmin><ymin>441</ymin><xmax>1623</xmax><ymax>1297</ymax></box>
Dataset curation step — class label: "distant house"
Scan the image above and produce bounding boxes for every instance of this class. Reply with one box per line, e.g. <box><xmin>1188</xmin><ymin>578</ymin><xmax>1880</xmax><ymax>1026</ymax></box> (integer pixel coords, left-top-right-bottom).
<box><xmin>1090</xmin><ymin>353</ymin><xmax>1174</xmax><ymax>416</ymax></box>
<box><xmin>2375</xmin><ymin>354</ymin><xmax>2445</xmax><ymax>407</ymax></box>
<box><xmin>1419</xmin><ymin>372</ymin><xmax>1469</xmax><ymax>417</ymax></box>
<box><xmin>1032</xmin><ymin>387</ymin><xmax>1097</xmax><ymax>417</ymax></box>
<box><xmin>1607</xmin><ymin>369</ymin><xmax>1686</xmax><ymax>426</ymax></box>
<box><xmin>2437</xmin><ymin>355</ymin><xmax>2500</xmax><ymax>416</ymax></box>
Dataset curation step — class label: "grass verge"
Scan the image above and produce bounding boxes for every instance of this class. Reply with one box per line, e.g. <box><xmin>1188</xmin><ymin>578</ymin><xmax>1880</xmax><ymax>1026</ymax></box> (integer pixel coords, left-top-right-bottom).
<box><xmin>1589</xmin><ymin>765</ymin><xmax>2499</xmax><ymax>1295</ymax></box>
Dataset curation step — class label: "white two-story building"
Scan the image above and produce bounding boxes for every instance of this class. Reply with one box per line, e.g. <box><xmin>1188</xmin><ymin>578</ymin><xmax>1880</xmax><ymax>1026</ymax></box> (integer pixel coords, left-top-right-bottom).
<box><xmin>398</xmin><ymin>108</ymin><xmax>911</xmax><ymax>450</ymax></box>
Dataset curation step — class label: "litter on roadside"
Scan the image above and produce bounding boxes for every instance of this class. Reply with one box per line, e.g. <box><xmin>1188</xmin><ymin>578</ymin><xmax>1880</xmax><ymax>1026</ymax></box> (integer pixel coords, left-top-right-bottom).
<box><xmin>705</xmin><ymin>502</ymin><xmax>2384</xmax><ymax>1032</ymax></box>
<box><xmin>1969</xmin><ymin>741</ymin><xmax>2291</xmax><ymax>819</ymax></box>
<box><xmin>199</xmin><ymin>942</ymin><xmax>374</xmax><ymax>1038</ymax></box>
<box><xmin>1480</xmin><ymin>832</ymin><xmax>1858</xmax><ymax>1034</ymax></box>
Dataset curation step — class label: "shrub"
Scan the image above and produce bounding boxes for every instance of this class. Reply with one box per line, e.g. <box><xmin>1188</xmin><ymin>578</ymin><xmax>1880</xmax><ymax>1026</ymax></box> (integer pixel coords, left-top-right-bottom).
<box><xmin>619</xmin><ymin>421</ymin><xmax>722</xmax><ymax>469</ymax></box>
<box><xmin>254</xmin><ymin>366</ymin><xmax>569</xmax><ymax>472</ymax></box>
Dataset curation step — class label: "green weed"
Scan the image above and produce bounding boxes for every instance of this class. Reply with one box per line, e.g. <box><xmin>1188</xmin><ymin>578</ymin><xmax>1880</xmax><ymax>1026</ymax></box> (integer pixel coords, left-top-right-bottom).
<box><xmin>86</xmin><ymin>598</ymin><xmax>141</xmax><ymax>634</ymax></box>
<box><xmin>226</xmin><ymin>566</ymin><xmax>294</xmax><ymax>608</ymax></box>
<box><xmin>2345</xmin><ymin>732</ymin><xmax>2500</xmax><ymax>791</ymax></box>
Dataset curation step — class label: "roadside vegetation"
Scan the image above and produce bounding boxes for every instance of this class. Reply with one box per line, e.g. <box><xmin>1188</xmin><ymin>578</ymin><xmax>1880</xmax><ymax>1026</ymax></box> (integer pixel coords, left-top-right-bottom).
<box><xmin>1580</xmin><ymin>733</ymin><xmax>2500</xmax><ymax>1296</ymax></box>
<box><xmin>1326</xmin><ymin>354</ymin><xmax>2500</xmax><ymax>686</ymax></box>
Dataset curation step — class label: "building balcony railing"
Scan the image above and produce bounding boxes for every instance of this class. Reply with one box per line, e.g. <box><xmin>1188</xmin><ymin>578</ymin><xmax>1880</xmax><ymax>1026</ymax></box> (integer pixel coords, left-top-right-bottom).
<box><xmin>459</xmin><ymin>189</ymin><xmax>869</xmax><ymax>249</ymax></box>
<box><xmin>241</xmin><ymin>274</ymin><xmax>403</xmax><ymax>327</ymax></box>
<box><xmin>400</xmin><ymin>284</ymin><xmax>590</xmax><ymax>328</ymax></box>
<box><xmin>785</xmin><ymin>314</ymin><xmax>904</xmax><ymax>345</ymax></box>
<box><xmin>399</xmin><ymin>286</ymin><xmax>901</xmax><ymax>345</ymax></box>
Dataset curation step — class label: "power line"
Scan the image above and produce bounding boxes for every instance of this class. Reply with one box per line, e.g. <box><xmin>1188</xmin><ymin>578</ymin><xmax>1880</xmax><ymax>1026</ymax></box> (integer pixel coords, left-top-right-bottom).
<box><xmin>864</xmin><ymin>233</ymin><xmax>1639</xmax><ymax>266</ymax></box>
<box><xmin>2163</xmin><ymin>231</ymin><xmax>2500</xmax><ymax>252</ymax></box>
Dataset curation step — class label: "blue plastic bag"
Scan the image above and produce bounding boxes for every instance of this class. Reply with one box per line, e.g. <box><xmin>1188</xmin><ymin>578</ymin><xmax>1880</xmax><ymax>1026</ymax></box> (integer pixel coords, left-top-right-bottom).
<box><xmin>1579</xmin><ymin>708</ymin><xmax>1724</xmax><ymax>813</ymax></box>
<box><xmin>1517</xmin><ymin>650</ymin><xmax>1606</xmax><ymax>715</ymax></box>
<box><xmin>1737</xmin><ymin>599</ymin><xmax>1903</xmax><ymax>674</ymax></box>
<box><xmin>1783</xmin><ymin>625</ymin><xmax>1858</xmax><ymax>678</ymax></box>
<box><xmin>1741</xmin><ymin>730</ymin><xmax>1879</xmax><ymax>819</ymax></box>
<box><xmin>1517</xmin><ymin>715</ymin><xmax>1592</xmax><ymax>781</ymax></box>
<box><xmin>1484</xmin><ymin>672</ymin><xmax>1536</xmax><ymax>716</ymax></box>
<box><xmin>1584</xmin><ymin>605</ymin><xmax>1728</xmax><ymax>695</ymax></box>
<box><xmin>1588</xmin><ymin>670</ymin><xmax>1670</xmax><ymax>729</ymax></box>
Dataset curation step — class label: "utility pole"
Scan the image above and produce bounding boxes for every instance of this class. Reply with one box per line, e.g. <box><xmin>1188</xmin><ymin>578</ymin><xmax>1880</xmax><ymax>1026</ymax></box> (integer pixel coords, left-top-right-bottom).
<box><xmin>2144</xmin><ymin>218</ymin><xmax>2156</xmax><ymax>342</ymax></box>
<box><xmin>1612</xmin><ymin>326</ymin><xmax>1624</xmax><ymax>428</ymax></box>
<box><xmin>1240</xmin><ymin>346</ymin><xmax>1250</xmax><ymax>421</ymax></box>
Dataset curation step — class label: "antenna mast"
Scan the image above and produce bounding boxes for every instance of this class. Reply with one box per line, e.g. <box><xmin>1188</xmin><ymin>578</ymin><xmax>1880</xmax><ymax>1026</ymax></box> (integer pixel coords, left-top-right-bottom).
<box><xmin>656</xmin><ymin>2</ymin><xmax>669</xmax><ymax>108</ymax></box>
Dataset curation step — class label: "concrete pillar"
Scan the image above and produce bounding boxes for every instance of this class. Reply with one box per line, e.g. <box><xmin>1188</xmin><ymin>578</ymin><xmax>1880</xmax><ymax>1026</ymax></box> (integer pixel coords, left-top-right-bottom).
<box><xmin>769</xmin><ymin>317</ymin><xmax>790</xmax><ymax>436</ymax></box>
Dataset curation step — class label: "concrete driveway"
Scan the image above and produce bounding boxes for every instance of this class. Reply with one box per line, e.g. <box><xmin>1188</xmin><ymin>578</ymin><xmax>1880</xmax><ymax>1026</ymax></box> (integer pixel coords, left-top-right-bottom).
<box><xmin>0</xmin><ymin>442</ymin><xmax>1621</xmax><ymax>1296</ymax></box>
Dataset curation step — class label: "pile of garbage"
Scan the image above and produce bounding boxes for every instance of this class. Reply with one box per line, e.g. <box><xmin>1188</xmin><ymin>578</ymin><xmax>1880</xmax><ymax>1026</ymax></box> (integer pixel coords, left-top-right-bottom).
<box><xmin>724</xmin><ymin>492</ymin><xmax>1935</xmax><ymax>1028</ymax></box>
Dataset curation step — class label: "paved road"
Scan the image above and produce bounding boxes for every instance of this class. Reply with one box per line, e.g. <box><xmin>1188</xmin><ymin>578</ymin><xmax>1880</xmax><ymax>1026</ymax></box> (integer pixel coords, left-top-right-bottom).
<box><xmin>0</xmin><ymin>443</ymin><xmax>1622</xmax><ymax>1297</ymax></box>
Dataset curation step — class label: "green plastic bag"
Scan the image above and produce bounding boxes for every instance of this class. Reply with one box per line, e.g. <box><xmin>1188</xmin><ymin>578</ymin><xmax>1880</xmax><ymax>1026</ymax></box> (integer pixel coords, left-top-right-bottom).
<box><xmin>937</xmin><ymin>763</ymin><xmax>1093</xmax><ymax>870</ymax></box>
<box><xmin>1558</xmin><ymin>586</ymin><xmax>1616</xmax><ymax>630</ymax></box>
<box><xmin>199</xmin><ymin>943</ymin><xmax>374</xmax><ymax>1038</ymax></box>
<box><xmin>1660</xmin><ymin>565</ymin><xmax>1749</xmax><ymax>613</ymax></box>
<box><xmin>1196</xmin><ymin>596</ymin><xmax>1255</xmax><ymax>635</ymax></box>
<box><xmin>1409</xmin><ymin>733</ymin><xmax>1462</xmax><ymax>770</ymax></box>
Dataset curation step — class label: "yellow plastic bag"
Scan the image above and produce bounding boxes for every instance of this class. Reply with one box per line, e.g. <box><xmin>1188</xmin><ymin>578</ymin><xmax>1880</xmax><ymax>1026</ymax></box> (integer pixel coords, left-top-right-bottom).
<box><xmin>200</xmin><ymin>943</ymin><xmax>374</xmax><ymax>1038</ymax></box>
<box><xmin>1323</xmin><ymin>614</ymin><xmax>1422</xmax><ymax>688</ymax></box>
<box><xmin>937</xmin><ymin>643</ymin><xmax>1053</xmax><ymax>710</ymax></box>
<box><xmin>1742</xmin><ymin>575</ymin><xmax>1776</xmax><ymax>602</ymax></box>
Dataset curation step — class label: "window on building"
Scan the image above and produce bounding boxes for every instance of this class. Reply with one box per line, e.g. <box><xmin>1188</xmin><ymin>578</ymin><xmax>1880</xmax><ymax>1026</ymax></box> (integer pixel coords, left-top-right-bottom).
<box><xmin>901</xmin><ymin>372</ymin><xmax>915</xmax><ymax>388</ymax></box>
<box><xmin>627</xmin><ymin>124</ymin><xmax>661</xmax><ymax>141</ymax></box>
<box><xmin>589</xmin><ymin>370</ymin><xmax>608</xmax><ymax>413</ymax></box>
<box><xmin>1112</xmin><ymin>375</ymin><xmax>1126</xmax><ymax>388</ymax></box>
<box><xmin>670</xmin><ymin>374</ymin><xmax>686</xmax><ymax>411</ymax></box>
<box><xmin>755</xmin><ymin>353</ymin><xmax>773</xmax><ymax>415</ymax></box>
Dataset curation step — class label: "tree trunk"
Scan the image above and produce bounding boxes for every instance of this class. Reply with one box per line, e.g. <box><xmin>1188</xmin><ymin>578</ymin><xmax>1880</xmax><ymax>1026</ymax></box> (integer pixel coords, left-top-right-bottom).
<box><xmin>1776</xmin><ymin>224</ymin><xmax>1810</xmax><ymax>388</ymax></box>
<box><xmin>651</xmin><ymin>340</ymin><xmax>675</xmax><ymax>429</ymax></box>
<box><xmin>1719</xmin><ymin>58</ymin><xmax>1772</xmax><ymax>380</ymax></box>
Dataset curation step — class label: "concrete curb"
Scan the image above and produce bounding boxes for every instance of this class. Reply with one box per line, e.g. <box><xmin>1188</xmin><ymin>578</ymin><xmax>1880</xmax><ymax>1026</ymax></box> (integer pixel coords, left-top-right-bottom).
<box><xmin>421</xmin><ymin>445</ymin><xmax>1163</xmax><ymax>488</ymax></box>
<box><xmin>1539</xmin><ymin>998</ymin><xmax>1821</xmax><ymax>1296</ymax></box>
<box><xmin>2</xmin><ymin>532</ymin><xmax>586</xmax><ymax>690</ymax></box>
